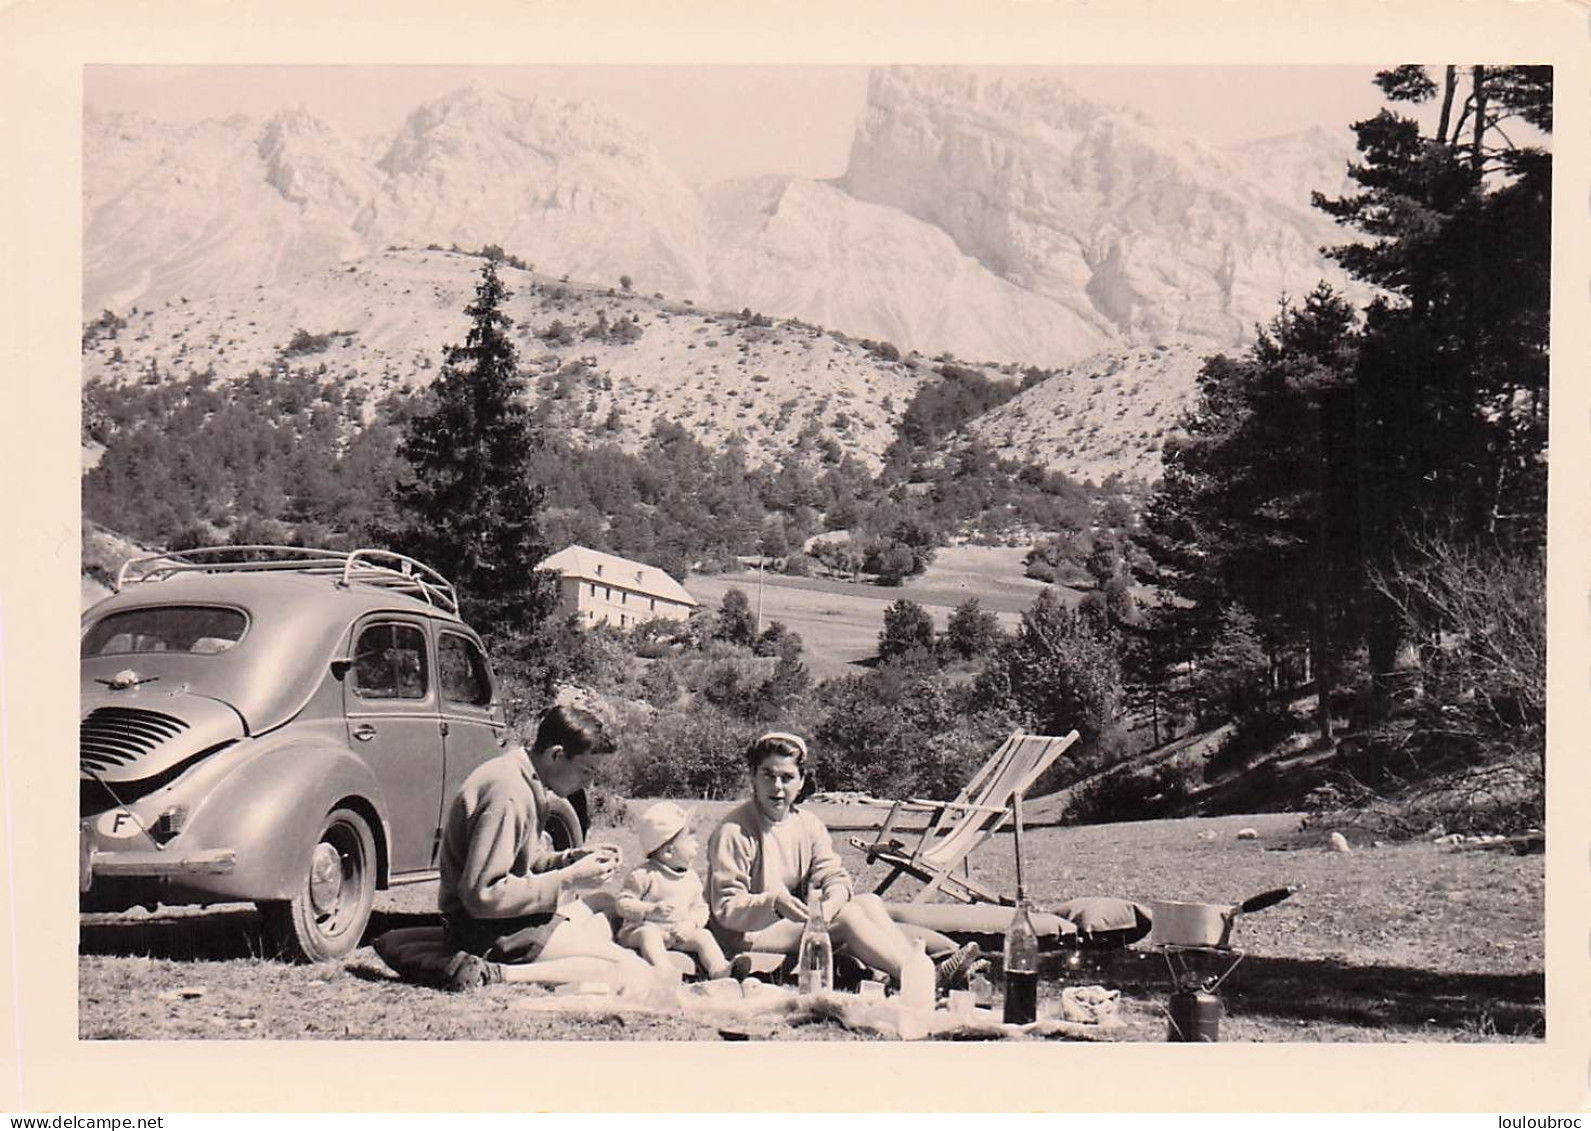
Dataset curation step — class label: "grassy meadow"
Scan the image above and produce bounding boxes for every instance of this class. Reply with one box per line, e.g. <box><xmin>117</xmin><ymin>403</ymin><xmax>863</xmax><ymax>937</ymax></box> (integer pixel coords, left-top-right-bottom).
<box><xmin>79</xmin><ymin>807</ymin><xmax>1542</xmax><ymax>1042</ymax></box>
<box><xmin>688</xmin><ymin>545</ymin><xmax>1056</xmax><ymax>677</ymax></box>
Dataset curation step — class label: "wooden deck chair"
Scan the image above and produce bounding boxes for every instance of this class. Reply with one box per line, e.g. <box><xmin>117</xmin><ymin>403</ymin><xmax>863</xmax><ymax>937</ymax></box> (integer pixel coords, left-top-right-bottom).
<box><xmin>848</xmin><ymin>731</ymin><xmax>1080</xmax><ymax>905</ymax></box>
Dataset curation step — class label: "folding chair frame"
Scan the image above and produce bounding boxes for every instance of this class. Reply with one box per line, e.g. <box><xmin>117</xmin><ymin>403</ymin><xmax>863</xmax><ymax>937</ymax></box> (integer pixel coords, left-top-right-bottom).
<box><xmin>848</xmin><ymin>731</ymin><xmax>1080</xmax><ymax>905</ymax></box>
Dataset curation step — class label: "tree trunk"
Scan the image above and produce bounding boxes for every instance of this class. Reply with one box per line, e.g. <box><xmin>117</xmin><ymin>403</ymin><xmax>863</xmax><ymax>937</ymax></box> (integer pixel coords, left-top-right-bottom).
<box><xmin>1366</xmin><ymin>591</ymin><xmax>1401</xmax><ymax>723</ymax></box>
<box><xmin>1471</xmin><ymin>65</ymin><xmax>1488</xmax><ymax>176</ymax></box>
<box><xmin>1310</xmin><ymin>609</ymin><xmax>1333</xmax><ymax>742</ymax></box>
<box><xmin>1436</xmin><ymin>65</ymin><xmax>1458</xmax><ymax>146</ymax></box>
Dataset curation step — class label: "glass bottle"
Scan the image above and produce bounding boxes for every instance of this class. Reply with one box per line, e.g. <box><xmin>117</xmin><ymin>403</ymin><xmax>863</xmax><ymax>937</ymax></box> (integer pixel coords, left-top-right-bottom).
<box><xmin>1002</xmin><ymin>897</ymin><xmax>1040</xmax><ymax>1025</ymax></box>
<box><xmin>797</xmin><ymin>886</ymin><xmax>833</xmax><ymax>995</ymax></box>
<box><xmin>969</xmin><ymin>969</ymin><xmax>994</xmax><ymax>1009</ymax></box>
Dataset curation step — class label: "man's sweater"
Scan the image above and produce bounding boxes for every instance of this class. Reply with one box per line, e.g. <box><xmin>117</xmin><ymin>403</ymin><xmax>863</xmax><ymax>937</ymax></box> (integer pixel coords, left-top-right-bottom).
<box><xmin>438</xmin><ymin>747</ymin><xmax>567</xmax><ymax>923</ymax></box>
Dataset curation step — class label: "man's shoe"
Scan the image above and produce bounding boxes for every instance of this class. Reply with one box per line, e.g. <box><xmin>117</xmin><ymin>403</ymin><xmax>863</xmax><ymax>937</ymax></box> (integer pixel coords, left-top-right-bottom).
<box><xmin>444</xmin><ymin>952</ymin><xmax>503</xmax><ymax>992</ymax></box>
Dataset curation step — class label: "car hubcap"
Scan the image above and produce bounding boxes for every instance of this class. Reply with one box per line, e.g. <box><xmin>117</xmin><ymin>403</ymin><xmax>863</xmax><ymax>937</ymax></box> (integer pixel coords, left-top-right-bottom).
<box><xmin>308</xmin><ymin>841</ymin><xmax>344</xmax><ymax>917</ymax></box>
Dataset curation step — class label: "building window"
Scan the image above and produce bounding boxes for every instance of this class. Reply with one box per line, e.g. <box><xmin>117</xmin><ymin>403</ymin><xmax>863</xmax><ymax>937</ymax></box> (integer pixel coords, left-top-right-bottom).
<box><xmin>621</xmin><ymin>592</ymin><xmax>627</xmax><ymax>605</ymax></box>
<box><xmin>589</xmin><ymin>583</ymin><xmax>597</xmax><ymax>598</ymax></box>
<box><xmin>650</xmin><ymin>598</ymin><xmax>656</xmax><ymax>612</ymax></box>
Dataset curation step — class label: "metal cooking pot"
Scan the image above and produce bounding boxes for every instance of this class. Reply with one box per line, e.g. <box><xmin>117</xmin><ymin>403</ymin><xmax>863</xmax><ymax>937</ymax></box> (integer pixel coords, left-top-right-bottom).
<box><xmin>1146</xmin><ymin>887</ymin><xmax>1296</xmax><ymax>948</ymax></box>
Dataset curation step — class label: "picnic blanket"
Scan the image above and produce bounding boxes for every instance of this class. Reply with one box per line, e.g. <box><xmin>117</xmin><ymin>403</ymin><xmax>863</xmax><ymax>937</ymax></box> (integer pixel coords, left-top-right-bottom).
<box><xmin>370</xmin><ymin>926</ymin><xmax>1124</xmax><ymax>1040</ymax></box>
<box><xmin>506</xmin><ymin>979</ymin><xmax>1123</xmax><ymax>1042</ymax></box>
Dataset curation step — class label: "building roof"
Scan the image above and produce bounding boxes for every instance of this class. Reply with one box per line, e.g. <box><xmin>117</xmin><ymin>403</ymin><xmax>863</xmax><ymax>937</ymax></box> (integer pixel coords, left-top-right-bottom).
<box><xmin>539</xmin><ymin>545</ymin><xmax>698</xmax><ymax>607</ymax></box>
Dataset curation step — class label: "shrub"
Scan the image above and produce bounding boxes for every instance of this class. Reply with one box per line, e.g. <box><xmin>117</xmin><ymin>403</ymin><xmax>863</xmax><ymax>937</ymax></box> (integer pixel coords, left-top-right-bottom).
<box><xmin>638</xmin><ymin>661</ymin><xmax>681</xmax><ymax>708</ymax></box>
<box><xmin>713</xmin><ymin>588</ymin><xmax>758</xmax><ymax>647</ymax></box>
<box><xmin>1063</xmin><ymin>760</ymin><xmax>1190</xmax><ymax>825</ymax></box>
<box><xmin>540</xmin><ymin>320</ymin><xmax>576</xmax><ymax>347</ymax></box>
<box><xmin>1376</xmin><ymin>534</ymin><xmax>1544</xmax><ymax>778</ymax></box>
<box><xmin>943</xmin><ymin>598</ymin><xmax>1003</xmax><ymax>660</ymax></box>
<box><xmin>878</xmin><ymin>599</ymin><xmax>935</xmax><ymax>662</ymax></box>
<box><xmin>283</xmin><ymin>328</ymin><xmax>336</xmax><ymax>357</ymax></box>
<box><xmin>615</xmin><ymin>705</ymin><xmax>754</xmax><ymax>800</ymax></box>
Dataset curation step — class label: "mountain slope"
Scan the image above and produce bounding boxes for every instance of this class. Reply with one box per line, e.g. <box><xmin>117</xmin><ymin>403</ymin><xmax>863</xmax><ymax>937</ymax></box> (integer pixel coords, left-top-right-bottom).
<box><xmin>79</xmin><ymin>249</ymin><xmax>931</xmax><ymax>471</ymax></box>
<box><xmin>962</xmin><ymin>342</ymin><xmax>1209</xmax><ymax>484</ymax></box>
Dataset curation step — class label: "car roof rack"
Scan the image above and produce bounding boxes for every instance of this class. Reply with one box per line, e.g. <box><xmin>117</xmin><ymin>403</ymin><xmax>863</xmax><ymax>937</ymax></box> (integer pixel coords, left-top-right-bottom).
<box><xmin>115</xmin><ymin>546</ymin><xmax>460</xmax><ymax>615</ymax></box>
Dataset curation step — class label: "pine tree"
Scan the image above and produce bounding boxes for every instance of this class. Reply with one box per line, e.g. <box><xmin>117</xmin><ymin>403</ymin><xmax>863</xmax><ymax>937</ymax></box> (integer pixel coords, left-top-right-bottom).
<box><xmin>1313</xmin><ymin>65</ymin><xmax>1549</xmax><ymax>549</ymax></box>
<box><xmin>1141</xmin><ymin>286</ymin><xmax>1360</xmax><ymax>739</ymax></box>
<box><xmin>1314</xmin><ymin>65</ymin><xmax>1550</xmax><ymax>717</ymax></box>
<box><xmin>393</xmin><ymin>261</ymin><xmax>558</xmax><ymax>648</ymax></box>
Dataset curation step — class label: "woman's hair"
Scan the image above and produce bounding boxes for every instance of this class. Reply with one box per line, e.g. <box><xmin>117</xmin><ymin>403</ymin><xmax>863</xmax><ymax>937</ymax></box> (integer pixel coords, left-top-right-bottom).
<box><xmin>533</xmin><ymin>705</ymin><xmax>616</xmax><ymax>759</ymax></box>
<box><xmin>744</xmin><ymin>731</ymin><xmax>815</xmax><ymax>800</ymax></box>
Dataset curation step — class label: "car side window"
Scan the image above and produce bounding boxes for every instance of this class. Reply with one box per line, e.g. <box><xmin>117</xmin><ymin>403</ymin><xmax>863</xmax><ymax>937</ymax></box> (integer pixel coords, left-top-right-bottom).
<box><xmin>438</xmin><ymin>633</ymin><xmax>493</xmax><ymax>708</ymax></box>
<box><xmin>352</xmin><ymin>623</ymin><xmax>429</xmax><ymax>701</ymax></box>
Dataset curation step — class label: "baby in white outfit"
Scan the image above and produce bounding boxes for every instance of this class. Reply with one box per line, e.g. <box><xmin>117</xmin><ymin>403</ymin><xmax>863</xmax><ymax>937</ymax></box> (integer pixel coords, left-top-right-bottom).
<box><xmin>614</xmin><ymin>801</ymin><xmax>732</xmax><ymax>980</ymax></box>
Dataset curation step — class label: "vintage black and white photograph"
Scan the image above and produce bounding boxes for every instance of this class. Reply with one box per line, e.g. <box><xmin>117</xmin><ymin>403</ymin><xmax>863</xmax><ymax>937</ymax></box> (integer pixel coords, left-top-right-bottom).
<box><xmin>73</xmin><ymin>55</ymin><xmax>1550</xmax><ymax>1051</ymax></box>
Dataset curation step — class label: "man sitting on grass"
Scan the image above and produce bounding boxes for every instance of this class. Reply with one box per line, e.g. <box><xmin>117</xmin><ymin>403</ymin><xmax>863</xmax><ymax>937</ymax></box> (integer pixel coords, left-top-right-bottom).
<box><xmin>437</xmin><ymin>704</ymin><xmax>656</xmax><ymax>993</ymax></box>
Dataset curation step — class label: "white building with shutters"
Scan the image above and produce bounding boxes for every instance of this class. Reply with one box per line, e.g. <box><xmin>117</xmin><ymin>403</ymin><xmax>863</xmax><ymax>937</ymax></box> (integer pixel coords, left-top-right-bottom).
<box><xmin>539</xmin><ymin>545</ymin><xmax>698</xmax><ymax>629</ymax></box>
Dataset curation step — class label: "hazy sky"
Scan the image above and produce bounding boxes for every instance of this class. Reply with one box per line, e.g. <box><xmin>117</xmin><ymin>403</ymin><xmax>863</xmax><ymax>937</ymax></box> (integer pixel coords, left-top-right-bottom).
<box><xmin>86</xmin><ymin>64</ymin><xmax>1390</xmax><ymax>182</ymax></box>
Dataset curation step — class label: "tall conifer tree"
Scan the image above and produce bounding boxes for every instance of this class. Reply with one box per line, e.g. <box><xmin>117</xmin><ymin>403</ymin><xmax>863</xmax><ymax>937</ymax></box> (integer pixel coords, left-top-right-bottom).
<box><xmin>395</xmin><ymin>260</ymin><xmax>558</xmax><ymax>647</ymax></box>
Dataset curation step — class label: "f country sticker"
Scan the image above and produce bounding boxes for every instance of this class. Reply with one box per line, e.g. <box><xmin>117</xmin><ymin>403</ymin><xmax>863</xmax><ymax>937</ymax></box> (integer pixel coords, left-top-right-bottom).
<box><xmin>96</xmin><ymin>809</ymin><xmax>141</xmax><ymax>838</ymax></box>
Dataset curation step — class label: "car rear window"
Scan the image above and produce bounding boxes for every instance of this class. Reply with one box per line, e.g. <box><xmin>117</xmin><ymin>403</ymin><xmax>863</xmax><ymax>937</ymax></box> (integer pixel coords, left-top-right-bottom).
<box><xmin>82</xmin><ymin>606</ymin><xmax>248</xmax><ymax>657</ymax></box>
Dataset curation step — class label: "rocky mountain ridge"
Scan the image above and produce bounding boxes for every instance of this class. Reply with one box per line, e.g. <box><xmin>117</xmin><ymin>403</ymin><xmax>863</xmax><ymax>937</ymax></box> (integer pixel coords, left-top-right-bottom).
<box><xmin>85</xmin><ymin>68</ymin><xmax>1360</xmax><ymax>369</ymax></box>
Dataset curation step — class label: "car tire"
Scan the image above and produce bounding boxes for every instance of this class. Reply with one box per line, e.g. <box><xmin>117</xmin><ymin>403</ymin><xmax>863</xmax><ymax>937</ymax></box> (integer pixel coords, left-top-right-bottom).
<box><xmin>260</xmin><ymin>806</ymin><xmax>377</xmax><ymax>962</ymax></box>
<box><xmin>544</xmin><ymin>795</ymin><xmax>584</xmax><ymax>853</ymax></box>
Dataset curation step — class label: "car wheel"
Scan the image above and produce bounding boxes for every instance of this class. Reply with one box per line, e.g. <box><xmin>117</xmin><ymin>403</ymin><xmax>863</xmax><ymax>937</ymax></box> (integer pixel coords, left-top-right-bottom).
<box><xmin>260</xmin><ymin>806</ymin><xmax>376</xmax><ymax>962</ymax></box>
<box><xmin>544</xmin><ymin>795</ymin><xmax>584</xmax><ymax>853</ymax></box>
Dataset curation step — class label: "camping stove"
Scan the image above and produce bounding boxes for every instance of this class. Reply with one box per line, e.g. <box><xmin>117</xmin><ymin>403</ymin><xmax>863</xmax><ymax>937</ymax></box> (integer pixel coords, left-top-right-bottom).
<box><xmin>1158</xmin><ymin>945</ymin><xmax>1246</xmax><ymax>1042</ymax></box>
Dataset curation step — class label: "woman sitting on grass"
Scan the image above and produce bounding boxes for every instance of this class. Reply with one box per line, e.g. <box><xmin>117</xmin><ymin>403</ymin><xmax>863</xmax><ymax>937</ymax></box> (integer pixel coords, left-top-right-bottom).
<box><xmin>707</xmin><ymin>731</ymin><xmax>979</xmax><ymax>990</ymax></box>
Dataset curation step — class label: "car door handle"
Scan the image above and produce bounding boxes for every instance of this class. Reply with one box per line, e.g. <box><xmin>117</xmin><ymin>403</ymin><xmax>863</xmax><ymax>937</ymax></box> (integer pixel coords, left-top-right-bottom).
<box><xmin>352</xmin><ymin>724</ymin><xmax>378</xmax><ymax>742</ymax></box>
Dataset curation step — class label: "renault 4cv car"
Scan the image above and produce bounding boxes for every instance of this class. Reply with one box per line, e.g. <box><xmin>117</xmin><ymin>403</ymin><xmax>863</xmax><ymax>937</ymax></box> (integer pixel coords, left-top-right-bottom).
<box><xmin>79</xmin><ymin>547</ymin><xmax>581</xmax><ymax>961</ymax></box>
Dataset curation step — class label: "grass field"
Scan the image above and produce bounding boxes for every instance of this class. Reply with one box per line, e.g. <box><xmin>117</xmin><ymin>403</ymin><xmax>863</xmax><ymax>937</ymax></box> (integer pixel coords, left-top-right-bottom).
<box><xmin>688</xmin><ymin>545</ymin><xmax>1059</xmax><ymax>679</ymax></box>
<box><xmin>79</xmin><ymin>807</ymin><xmax>1542</xmax><ymax>1043</ymax></box>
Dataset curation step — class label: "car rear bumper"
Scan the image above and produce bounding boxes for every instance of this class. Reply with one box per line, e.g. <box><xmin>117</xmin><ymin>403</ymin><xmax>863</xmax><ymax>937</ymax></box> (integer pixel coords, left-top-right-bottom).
<box><xmin>81</xmin><ymin>843</ymin><xmax>237</xmax><ymax>891</ymax></box>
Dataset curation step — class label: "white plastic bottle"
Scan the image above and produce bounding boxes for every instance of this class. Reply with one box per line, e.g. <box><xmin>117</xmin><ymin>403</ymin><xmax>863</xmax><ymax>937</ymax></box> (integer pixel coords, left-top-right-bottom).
<box><xmin>900</xmin><ymin>937</ymin><xmax>936</xmax><ymax>1014</ymax></box>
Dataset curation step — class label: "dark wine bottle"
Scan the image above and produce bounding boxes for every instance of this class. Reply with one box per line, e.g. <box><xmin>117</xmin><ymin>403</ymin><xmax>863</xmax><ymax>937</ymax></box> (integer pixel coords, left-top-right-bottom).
<box><xmin>1002</xmin><ymin>897</ymin><xmax>1040</xmax><ymax>1025</ymax></box>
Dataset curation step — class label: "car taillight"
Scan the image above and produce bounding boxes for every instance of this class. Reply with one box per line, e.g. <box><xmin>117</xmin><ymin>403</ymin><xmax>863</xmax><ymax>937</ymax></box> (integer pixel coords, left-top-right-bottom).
<box><xmin>152</xmin><ymin>805</ymin><xmax>188</xmax><ymax>842</ymax></box>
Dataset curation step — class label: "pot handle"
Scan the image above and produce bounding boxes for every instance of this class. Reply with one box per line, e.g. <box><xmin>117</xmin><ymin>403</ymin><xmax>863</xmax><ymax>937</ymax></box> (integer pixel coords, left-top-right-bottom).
<box><xmin>1237</xmin><ymin>886</ymin><xmax>1297</xmax><ymax>914</ymax></box>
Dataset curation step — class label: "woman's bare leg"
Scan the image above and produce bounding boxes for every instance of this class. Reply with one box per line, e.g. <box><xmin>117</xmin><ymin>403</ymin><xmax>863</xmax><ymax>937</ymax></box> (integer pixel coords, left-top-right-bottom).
<box><xmin>830</xmin><ymin>893</ymin><xmax>914</xmax><ymax>981</ymax></box>
<box><xmin>496</xmin><ymin>956</ymin><xmax>618</xmax><ymax>985</ymax></box>
<box><xmin>539</xmin><ymin>911</ymin><xmax>621</xmax><ymax>960</ymax></box>
<box><xmin>852</xmin><ymin>895</ymin><xmax>957</xmax><ymax>958</ymax></box>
